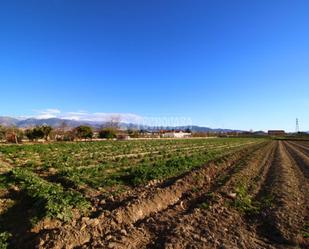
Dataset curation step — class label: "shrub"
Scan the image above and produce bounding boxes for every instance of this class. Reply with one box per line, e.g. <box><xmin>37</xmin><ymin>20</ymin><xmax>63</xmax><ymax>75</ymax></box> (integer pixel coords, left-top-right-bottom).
<box><xmin>25</xmin><ymin>126</ymin><xmax>52</xmax><ymax>141</ymax></box>
<box><xmin>74</xmin><ymin>126</ymin><xmax>93</xmax><ymax>140</ymax></box>
<box><xmin>98</xmin><ymin>128</ymin><xmax>117</xmax><ymax>139</ymax></box>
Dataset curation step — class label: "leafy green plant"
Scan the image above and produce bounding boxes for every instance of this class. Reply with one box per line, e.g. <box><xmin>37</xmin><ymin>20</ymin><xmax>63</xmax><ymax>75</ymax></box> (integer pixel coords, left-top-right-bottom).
<box><xmin>12</xmin><ymin>168</ymin><xmax>90</xmax><ymax>221</ymax></box>
<box><xmin>0</xmin><ymin>232</ymin><xmax>11</xmax><ymax>249</ymax></box>
<box><xmin>259</xmin><ymin>194</ymin><xmax>274</xmax><ymax>209</ymax></box>
<box><xmin>0</xmin><ymin>138</ymin><xmax>263</xmax><ymax>192</ymax></box>
<box><xmin>233</xmin><ymin>183</ymin><xmax>259</xmax><ymax>214</ymax></box>
<box><xmin>199</xmin><ymin>202</ymin><xmax>210</xmax><ymax>210</ymax></box>
<box><xmin>302</xmin><ymin>223</ymin><xmax>309</xmax><ymax>238</ymax></box>
<box><xmin>0</xmin><ymin>174</ymin><xmax>12</xmax><ymax>190</ymax></box>
<box><xmin>124</xmin><ymin>153</ymin><xmax>218</xmax><ymax>186</ymax></box>
<box><xmin>191</xmin><ymin>187</ymin><xmax>199</xmax><ymax>193</ymax></box>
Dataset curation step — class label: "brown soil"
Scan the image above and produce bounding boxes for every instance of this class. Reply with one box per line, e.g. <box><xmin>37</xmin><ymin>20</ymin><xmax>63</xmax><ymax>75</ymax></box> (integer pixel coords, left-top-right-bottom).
<box><xmin>5</xmin><ymin>140</ymin><xmax>309</xmax><ymax>249</ymax></box>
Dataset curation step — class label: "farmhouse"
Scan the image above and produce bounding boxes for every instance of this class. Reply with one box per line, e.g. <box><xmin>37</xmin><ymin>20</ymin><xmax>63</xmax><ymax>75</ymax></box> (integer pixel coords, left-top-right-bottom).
<box><xmin>162</xmin><ymin>131</ymin><xmax>192</xmax><ymax>138</ymax></box>
<box><xmin>268</xmin><ymin>130</ymin><xmax>286</xmax><ymax>136</ymax></box>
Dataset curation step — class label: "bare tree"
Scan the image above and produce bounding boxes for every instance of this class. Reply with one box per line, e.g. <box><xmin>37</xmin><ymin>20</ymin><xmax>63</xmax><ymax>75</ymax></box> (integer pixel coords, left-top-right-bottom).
<box><xmin>98</xmin><ymin>115</ymin><xmax>122</xmax><ymax>139</ymax></box>
<box><xmin>52</xmin><ymin>121</ymin><xmax>68</xmax><ymax>141</ymax></box>
<box><xmin>59</xmin><ymin>121</ymin><xmax>68</xmax><ymax>132</ymax></box>
<box><xmin>104</xmin><ymin>115</ymin><xmax>121</xmax><ymax>129</ymax></box>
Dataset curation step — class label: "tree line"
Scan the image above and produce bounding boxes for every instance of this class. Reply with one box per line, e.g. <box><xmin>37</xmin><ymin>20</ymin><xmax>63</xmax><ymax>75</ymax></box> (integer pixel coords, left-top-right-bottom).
<box><xmin>0</xmin><ymin>125</ymin><xmax>122</xmax><ymax>144</ymax></box>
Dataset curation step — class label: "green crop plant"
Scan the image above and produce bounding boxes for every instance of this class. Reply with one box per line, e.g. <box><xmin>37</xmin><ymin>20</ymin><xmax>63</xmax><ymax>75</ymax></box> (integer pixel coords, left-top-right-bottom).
<box><xmin>0</xmin><ymin>138</ymin><xmax>263</xmax><ymax>193</ymax></box>
<box><xmin>233</xmin><ymin>183</ymin><xmax>259</xmax><ymax>214</ymax></box>
<box><xmin>0</xmin><ymin>232</ymin><xmax>11</xmax><ymax>249</ymax></box>
<box><xmin>199</xmin><ymin>202</ymin><xmax>210</xmax><ymax>210</ymax></box>
<box><xmin>302</xmin><ymin>223</ymin><xmax>309</xmax><ymax>238</ymax></box>
<box><xmin>11</xmin><ymin>168</ymin><xmax>90</xmax><ymax>221</ymax></box>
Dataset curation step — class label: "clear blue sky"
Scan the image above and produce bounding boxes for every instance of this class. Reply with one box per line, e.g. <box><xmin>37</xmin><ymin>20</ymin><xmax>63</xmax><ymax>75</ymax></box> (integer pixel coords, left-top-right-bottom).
<box><xmin>0</xmin><ymin>0</ymin><xmax>308</xmax><ymax>131</ymax></box>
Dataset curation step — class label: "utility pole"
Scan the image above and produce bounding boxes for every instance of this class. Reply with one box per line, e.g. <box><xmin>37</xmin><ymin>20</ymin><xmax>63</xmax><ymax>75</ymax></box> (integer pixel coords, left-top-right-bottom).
<box><xmin>296</xmin><ymin>118</ymin><xmax>299</xmax><ymax>133</ymax></box>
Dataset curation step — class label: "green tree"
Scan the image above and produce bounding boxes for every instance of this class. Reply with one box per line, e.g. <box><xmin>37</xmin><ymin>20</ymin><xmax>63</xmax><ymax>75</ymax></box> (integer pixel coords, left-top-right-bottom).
<box><xmin>25</xmin><ymin>127</ymin><xmax>45</xmax><ymax>141</ymax></box>
<box><xmin>32</xmin><ymin>127</ymin><xmax>45</xmax><ymax>140</ymax></box>
<box><xmin>98</xmin><ymin>128</ymin><xmax>117</xmax><ymax>139</ymax></box>
<box><xmin>74</xmin><ymin>126</ymin><xmax>93</xmax><ymax>140</ymax></box>
<box><xmin>185</xmin><ymin>128</ymin><xmax>192</xmax><ymax>133</ymax></box>
<box><xmin>25</xmin><ymin>129</ymin><xmax>35</xmax><ymax>141</ymax></box>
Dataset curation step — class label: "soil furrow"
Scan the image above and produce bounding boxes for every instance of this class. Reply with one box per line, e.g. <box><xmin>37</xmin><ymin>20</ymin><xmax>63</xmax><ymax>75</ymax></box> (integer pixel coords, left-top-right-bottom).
<box><xmin>287</xmin><ymin>141</ymin><xmax>309</xmax><ymax>157</ymax></box>
<box><xmin>151</xmin><ymin>141</ymin><xmax>277</xmax><ymax>249</ymax></box>
<box><xmin>95</xmin><ymin>142</ymin><xmax>275</xmax><ymax>249</ymax></box>
<box><xmin>255</xmin><ymin>141</ymin><xmax>308</xmax><ymax>248</ymax></box>
<box><xmin>35</xmin><ymin>142</ymin><xmax>265</xmax><ymax>249</ymax></box>
<box><xmin>21</xmin><ymin>140</ymin><xmax>309</xmax><ymax>249</ymax></box>
<box><xmin>284</xmin><ymin>141</ymin><xmax>309</xmax><ymax>179</ymax></box>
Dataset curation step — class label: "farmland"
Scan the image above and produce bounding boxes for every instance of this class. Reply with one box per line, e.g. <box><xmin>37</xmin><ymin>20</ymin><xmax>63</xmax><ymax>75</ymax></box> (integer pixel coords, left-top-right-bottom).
<box><xmin>0</xmin><ymin>138</ymin><xmax>308</xmax><ymax>248</ymax></box>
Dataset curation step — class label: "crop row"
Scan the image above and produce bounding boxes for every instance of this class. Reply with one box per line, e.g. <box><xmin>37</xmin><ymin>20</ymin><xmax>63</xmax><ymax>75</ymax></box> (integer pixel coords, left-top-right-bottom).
<box><xmin>54</xmin><ymin>140</ymin><xmax>260</xmax><ymax>190</ymax></box>
<box><xmin>0</xmin><ymin>138</ymin><xmax>258</xmax><ymax>170</ymax></box>
<box><xmin>0</xmin><ymin>139</ymin><xmax>263</xmax><ymax>212</ymax></box>
<box><xmin>10</xmin><ymin>168</ymin><xmax>90</xmax><ymax>221</ymax></box>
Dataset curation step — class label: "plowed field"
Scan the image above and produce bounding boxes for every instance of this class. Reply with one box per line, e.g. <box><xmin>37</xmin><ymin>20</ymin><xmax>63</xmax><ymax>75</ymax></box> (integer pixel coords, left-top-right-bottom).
<box><xmin>0</xmin><ymin>139</ymin><xmax>308</xmax><ymax>248</ymax></box>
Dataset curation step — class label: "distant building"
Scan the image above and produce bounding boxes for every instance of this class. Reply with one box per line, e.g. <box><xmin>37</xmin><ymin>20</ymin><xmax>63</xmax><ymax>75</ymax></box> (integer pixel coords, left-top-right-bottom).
<box><xmin>138</xmin><ymin>131</ymin><xmax>160</xmax><ymax>138</ymax></box>
<box><xmin>268</xmin><ymin>130</ymin><xmax>286</xmax><ymax>136</ymax></box>
<box><xmin>116</xmin><ymin>131</ymin><xmax>131</xmax><ymax>140</ymax></box>
<box><xmin>117</xmin><ymin>134</ymin><xmax>130</xmax><ymax>140</ymax></box>
<box><xmin>162</xmin><ymin>131</ymin><xmax>192</xmax><ymax>138</ymax></box>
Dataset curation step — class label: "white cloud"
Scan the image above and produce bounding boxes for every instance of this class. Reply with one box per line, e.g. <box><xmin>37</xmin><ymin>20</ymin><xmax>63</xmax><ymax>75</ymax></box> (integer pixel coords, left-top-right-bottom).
<box><xmin>34</xmin><ymin>109</ymin><xmax>61</xmax><ymax>119</ymax></box>
<box><xmin>26</xmin><ymin>109</ymin><xmax>192</xmax><ymax>127</ymax></box>
<box><xmin>31</xmin><ymin>109</ymin><xmax>144</xmax><ymax>124</ymax></box>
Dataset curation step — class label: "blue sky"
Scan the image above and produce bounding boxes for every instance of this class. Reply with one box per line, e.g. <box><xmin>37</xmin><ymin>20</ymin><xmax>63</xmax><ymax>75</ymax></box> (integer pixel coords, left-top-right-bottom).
<box><xmin>0</xmin><ymin>0</ymin><xmax>308</xmax><ymax>131</ymax></box>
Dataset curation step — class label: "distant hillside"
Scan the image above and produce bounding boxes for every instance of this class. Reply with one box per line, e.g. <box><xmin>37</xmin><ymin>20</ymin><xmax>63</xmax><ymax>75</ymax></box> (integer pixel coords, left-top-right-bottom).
<box><xmin>0</xmin><ymin>116</ymin><xmax>245</xmax><ymax>133</ymax></box>
<box><xmin>0</xmin><ymin>117</ymin><xmax>19</xmax><ymax>127</ymax></box>
<box><xmin>133</xmin><ymin>125</ymin><xmax>244</xmax><ymax>133</ymax></box>
<box><xmin>0</xmin><ymin>117</ymin><xmax>93</xmax><ymax>128</ymax></box>
<box><xmin>16</xmin><ymin>118</ymin><xmax>94</xmax><ymax>128</ymax></box>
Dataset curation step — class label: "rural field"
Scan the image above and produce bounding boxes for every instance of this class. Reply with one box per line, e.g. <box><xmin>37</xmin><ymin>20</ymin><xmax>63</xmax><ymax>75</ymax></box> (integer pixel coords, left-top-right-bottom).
<box><xmin>0</xmin><ymin>138</ymin><xmax>308</xmax><ymax>249</ymax></box>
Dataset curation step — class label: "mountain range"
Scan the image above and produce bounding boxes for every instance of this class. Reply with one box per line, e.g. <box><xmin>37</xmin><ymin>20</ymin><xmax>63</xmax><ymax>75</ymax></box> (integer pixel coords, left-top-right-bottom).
<box><xmin>0</xmin><ymin>116</ymin><xmax>246</xmax><ymax>133</ymax></box>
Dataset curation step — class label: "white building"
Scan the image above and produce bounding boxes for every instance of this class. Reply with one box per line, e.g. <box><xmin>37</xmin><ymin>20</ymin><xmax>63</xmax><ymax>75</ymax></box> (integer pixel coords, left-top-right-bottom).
<box><xmin>162</xmin><ymin>131</ymin><xmax>191</xmax><ymax>138</ymax></box>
